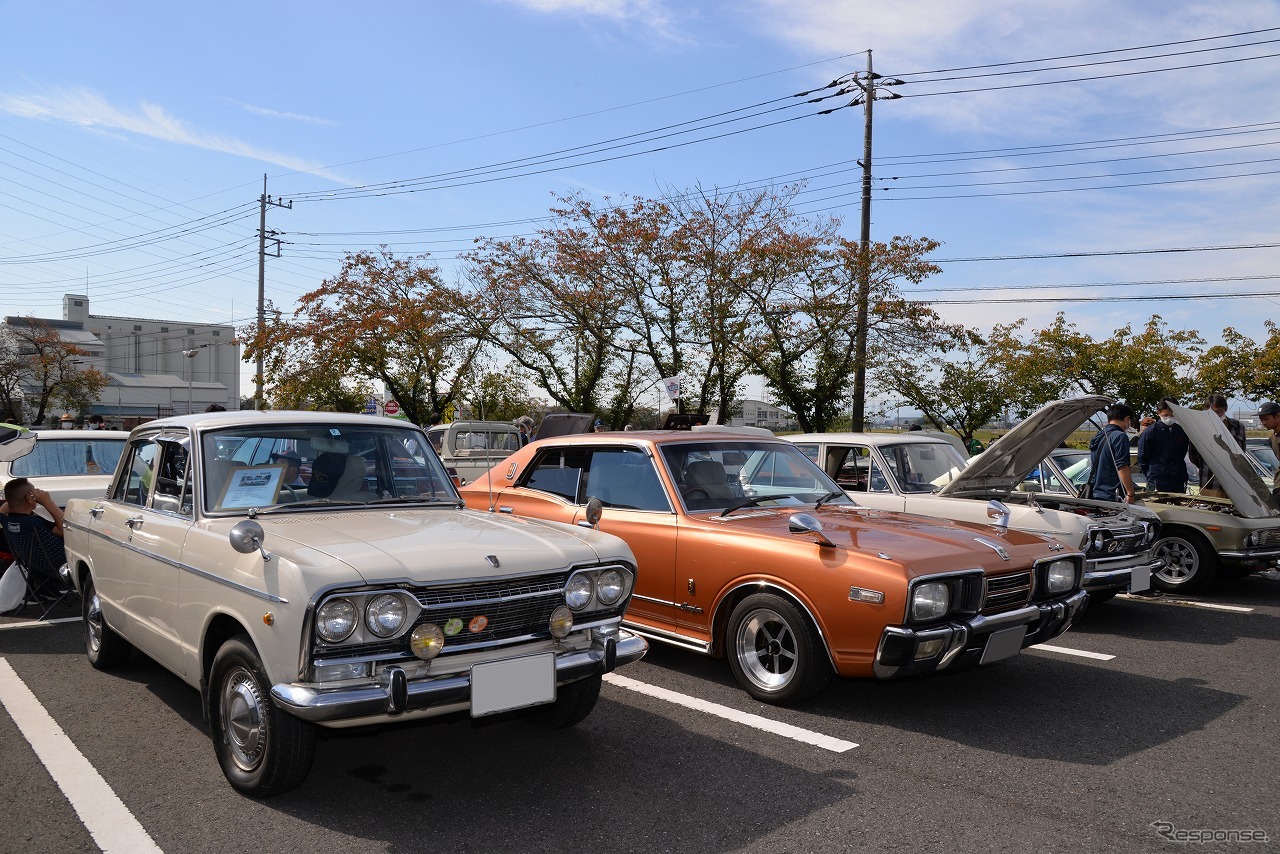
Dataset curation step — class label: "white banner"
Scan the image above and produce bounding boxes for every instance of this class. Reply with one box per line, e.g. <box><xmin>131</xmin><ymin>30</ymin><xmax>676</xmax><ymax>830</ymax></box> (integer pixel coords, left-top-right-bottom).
<box><xmin>660</xmin><ymin>376</ymin><xmax>682</xmax><ymax>400</ymax></box>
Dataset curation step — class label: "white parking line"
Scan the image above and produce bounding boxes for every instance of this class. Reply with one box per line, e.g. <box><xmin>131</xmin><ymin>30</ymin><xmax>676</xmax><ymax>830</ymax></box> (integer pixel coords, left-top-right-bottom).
<box><xmin>602</xmin><ymin>672</ymin><xmax>857</xmax><ymax>753</ymax></box>
<box><xmin>1031</xmin><ymin>643</ymin><xmax>1116</xmax><ymax>661</ymax></box>
<box><xmin>0</xmin><ymin>616</ymin><xmax>80</xmax><ymax>631</ymax></box>
<box><xmin>0</xmin><ymin>659</ymin><xmax>163</xmax><ymax>853</ymax></box>
<box><xmin>1118</xmin><ymin>595</ymin><xmax>1254</xmax><ymax>612</ymax></box>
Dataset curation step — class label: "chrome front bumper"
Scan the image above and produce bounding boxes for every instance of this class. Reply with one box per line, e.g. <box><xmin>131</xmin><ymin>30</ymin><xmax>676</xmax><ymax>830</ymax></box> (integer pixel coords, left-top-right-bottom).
<box><xmin>271</xmin><ymin>628</ymin><xmax>648</xmax><ymax>724</ymax></box>
<box><xmin>872</xmin><ymin>590</ymin><xmax>1088</xmax><ymax>679</ymax></box>
<box><xmin>1083</xmin><ymin>556</ymin><xmax>1164</xmax><ymax>593</ymax></box>
<box><xmin>1217</xmin><ymin>546</ymin><xmax>1280</xmax><ymax>566</ymax></box>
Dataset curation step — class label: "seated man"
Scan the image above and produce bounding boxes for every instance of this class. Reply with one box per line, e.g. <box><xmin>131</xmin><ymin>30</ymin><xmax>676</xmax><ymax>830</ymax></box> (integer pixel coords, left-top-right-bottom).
<box><xmin>1</xmin><ymin>477</ymin><xmax>65</xmax><ymax>537</ymax></box>
<box><xmin>1</xmin><ymin>477</ymin><xmax>69</xmax><ymax>601</ymax></box>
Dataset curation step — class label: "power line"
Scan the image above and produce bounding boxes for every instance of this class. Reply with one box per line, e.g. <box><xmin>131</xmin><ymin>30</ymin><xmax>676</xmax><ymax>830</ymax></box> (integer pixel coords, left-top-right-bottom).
<box><xmin>934</xmin><ymin>242</ymin><xmax>1280</xmax><ymax>262</ymax></box>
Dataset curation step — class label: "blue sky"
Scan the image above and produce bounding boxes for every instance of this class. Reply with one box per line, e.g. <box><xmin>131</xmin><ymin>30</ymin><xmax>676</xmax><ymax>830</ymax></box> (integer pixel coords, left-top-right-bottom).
<box><xmin>3</xmin><ymin>1</ymin><xmax>1279</xmax><ymax>407</ymax></box>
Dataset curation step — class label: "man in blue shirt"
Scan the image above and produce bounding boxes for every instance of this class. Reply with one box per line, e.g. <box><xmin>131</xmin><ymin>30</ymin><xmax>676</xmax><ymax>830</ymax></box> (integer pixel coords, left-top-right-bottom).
<box><xmin>1089</xmin><ymin>402</ymin><xmax>1137</xmax><ymax>503</ymax></box>
<box><xmin>1137</xmin><ymin>399</ymin><xmax>1190</xmax><ymax>493</ymax></box>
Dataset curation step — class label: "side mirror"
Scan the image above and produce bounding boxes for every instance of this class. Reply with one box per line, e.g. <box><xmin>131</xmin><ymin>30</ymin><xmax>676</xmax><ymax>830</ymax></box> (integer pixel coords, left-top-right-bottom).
<box><xmin>986</xmin><ymin>499</ymin><xmax>1011</xmax><ymax>533</ymax></box>
<box><xmin>229</xmin><ymin>519</ymin><xmax>272</xmax><ymax>561</ymax></box>
<box><xmin>788</xmin><ymin>513</ymin><xmax>836</xmax><ymax>548</ymax></box>
<box><xmin>580</xmin><ymin>496</ymin><xmax>604</xmax><ymax>528</ymax></box>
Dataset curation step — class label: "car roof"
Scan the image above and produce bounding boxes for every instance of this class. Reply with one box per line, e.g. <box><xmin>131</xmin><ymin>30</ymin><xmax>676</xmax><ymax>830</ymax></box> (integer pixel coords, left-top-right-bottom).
<box><xmin>32</xmin><ymin>429</ymin><xmax>130</xmax><ymax>439</ymax></box>
<box><xmin>788</xmin><ymin>432</ymin><xmax>957</xmax><ymax>446</ymax></box>
<box><xmin>129</xmin><ymin>410</ymin><xmax>413</xmax><ymax>433</ymax></box>
<box><xmin>530</xmin><ymin>429</ymin><xmax>790</xmax><ymax>447</ymax></box>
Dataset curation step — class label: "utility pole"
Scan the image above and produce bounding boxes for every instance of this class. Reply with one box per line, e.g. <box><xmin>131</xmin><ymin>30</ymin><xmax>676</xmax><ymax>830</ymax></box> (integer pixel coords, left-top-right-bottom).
<box><xmin>817</xmin><ymin>53</ymin><xmax>904</xmax><ymax>431</ymax></box>
<box><xmin>255</xmin><ymin>174</ymin><xmax>291</xmax><ymax>410</ymax></box>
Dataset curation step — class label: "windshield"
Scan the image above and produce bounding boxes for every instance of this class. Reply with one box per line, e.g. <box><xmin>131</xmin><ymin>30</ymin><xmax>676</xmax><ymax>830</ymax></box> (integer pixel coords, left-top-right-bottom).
<box><xmin>1248</xmin><ymin>443</ymin><xmax>1278</xmax><ymax>477</ymax></box>
<box><xmin>879</xmin><ymin>442</ymin><xmax>968</xmax><ymax>493</ymax></box>
<box><xmin>660</xmin><ymin>440</ymin><xmax>849</xmax><ymax>513</ymax></box>
<box><xmin>200</xmin><ymin>423</ymin><xmax>457</xmax><ymax>514</ymax></box>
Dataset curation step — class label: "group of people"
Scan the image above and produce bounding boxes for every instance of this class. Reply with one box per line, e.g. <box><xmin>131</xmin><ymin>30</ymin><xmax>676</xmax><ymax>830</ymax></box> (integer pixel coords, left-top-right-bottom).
<box><xmin>1089</xmin><ymin>394</ymin><xmax>1280</xmax><ymax>503</ymax></box>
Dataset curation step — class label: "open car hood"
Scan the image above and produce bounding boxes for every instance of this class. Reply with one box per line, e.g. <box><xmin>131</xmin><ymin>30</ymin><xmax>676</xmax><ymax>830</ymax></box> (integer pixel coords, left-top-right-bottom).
<box><xmin>0</xmin><ymin>423</ymin><xmax>36</xmax><ymax>463</ymax></box>
<box><xmin>535</xmin><ymin>413</ymin><xmax>595</xmax><ymax>439</ymax></box>
<box><xmin>1171</xmin><ymin>403</ymin><xmax>1278</xmax><ymax>518</ymax></box>
<box><xmin>939</xmin><ymin>395</ymin><xmax>1113</xmax><ymax>496</ymax></box>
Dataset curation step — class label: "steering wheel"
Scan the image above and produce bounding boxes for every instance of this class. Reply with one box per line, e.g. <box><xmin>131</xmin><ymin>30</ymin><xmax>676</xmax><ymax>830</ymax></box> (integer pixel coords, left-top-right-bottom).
<box><xmin>284</xmin><ymin>484</ymin><xmax>301</xmax><ymax>502</ymax></box>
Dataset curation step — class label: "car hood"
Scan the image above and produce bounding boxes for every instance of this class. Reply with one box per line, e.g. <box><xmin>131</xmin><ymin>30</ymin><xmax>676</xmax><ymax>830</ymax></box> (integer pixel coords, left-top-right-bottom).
<box><xmin>711</xmin><ymin>505</ymin><xmax>1065</xmax><ymax>577</ymax></box>
<box><xmin>256</xmin><ymin>507</ymin><xmax>628</xmax><ymax>584</ymax></box>
<box><xmin>1171</xmin><ymin>403</ymin><xmax>1278</xmax><ymax>518</ymax></box>
<box><xmin>939</xmin><ymin>395</ymin><xmax>1113</xmax><ymax>497</ymax></box>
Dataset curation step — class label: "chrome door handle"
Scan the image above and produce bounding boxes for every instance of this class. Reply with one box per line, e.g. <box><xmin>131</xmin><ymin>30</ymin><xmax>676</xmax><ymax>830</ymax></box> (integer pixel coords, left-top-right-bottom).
<box><xmin>90</xmin><ymin>507</ymin><xmax>104</xmax><ymax>518</ymax></box>
<box><xmin>125</xmin><ymin>516</ymin><xmax>143</xmax><ymax>529</ymax></box>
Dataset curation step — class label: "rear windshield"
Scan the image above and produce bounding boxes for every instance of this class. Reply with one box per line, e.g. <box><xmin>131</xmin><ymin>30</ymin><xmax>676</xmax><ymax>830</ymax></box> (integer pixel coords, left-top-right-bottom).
<box><xmin>9</xmin><ymin>438</ymin><xmax>126</xmax><ymax>477</ymax></box>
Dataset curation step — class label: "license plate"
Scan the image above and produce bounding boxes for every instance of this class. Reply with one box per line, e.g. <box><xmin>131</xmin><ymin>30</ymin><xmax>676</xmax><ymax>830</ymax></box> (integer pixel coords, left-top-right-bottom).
<box><xmin>1129</xmin><ymin>565</ymin><xmax>1151</xmax><ymax>593</ymax></box>
<box><xmin>470</xmin><ymin>653</ymin><xmax>556</xmax><ymax>717</ymax></box>
<box><xmin>980</xmin><ymin>625</ymin><xmax>1027</xmax><ymax>664</ymax></box>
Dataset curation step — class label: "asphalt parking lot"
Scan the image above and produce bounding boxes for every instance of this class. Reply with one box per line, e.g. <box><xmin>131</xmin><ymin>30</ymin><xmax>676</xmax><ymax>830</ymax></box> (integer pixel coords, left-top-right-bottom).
<box><xmin>2</xmin><ymin>573</ymin><xmax>1278</xmax><ymax>854</ymax></box>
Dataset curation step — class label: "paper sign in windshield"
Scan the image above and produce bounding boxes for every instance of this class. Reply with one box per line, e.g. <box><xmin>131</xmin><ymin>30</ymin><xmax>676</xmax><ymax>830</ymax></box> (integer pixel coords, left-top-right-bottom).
<box><xmin>219</xmin><ymin>465</ymin><xmax>285</xmax><ymax>509</ymax></box>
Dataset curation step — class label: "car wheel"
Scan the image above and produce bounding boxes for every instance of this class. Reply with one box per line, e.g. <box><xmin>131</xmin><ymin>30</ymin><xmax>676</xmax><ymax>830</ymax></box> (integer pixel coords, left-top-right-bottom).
<box><xmin>726</xmin><ymin>593</ymin><xmax>831</xmax><ymax>705</ymax></box>
<box><xmin>209</xmin><ymin>635</ymin><xmax>316</xmax><ymax>798</ymax></box>
<box><xmin>522</xmin><ymin>674</ymin><xmax>602</xmax><ymax>729</ymax></box>
<box><xmin>83</xmin><ymin>576</ymin><xmax>131</xmax><ymax>670</ymax></box>
<box><xmin>1152</xmin><ymin>531</ymin><xmax>1218</xmax><ymax>593</ymax></box>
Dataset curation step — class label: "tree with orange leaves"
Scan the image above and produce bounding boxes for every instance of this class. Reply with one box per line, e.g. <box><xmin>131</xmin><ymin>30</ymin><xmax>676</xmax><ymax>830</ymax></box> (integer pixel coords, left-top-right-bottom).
<box><xmin>0</xmin><ymin>317</ymin><xmax>108</xmax><ymax>425</ymax></box>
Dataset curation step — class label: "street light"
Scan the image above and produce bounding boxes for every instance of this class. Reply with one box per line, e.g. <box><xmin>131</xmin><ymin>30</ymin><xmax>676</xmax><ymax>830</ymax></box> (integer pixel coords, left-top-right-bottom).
<box><xmin>183</xmin><ymin>349</ymin><xmax>198</xmax><ymax>414</ymax></box>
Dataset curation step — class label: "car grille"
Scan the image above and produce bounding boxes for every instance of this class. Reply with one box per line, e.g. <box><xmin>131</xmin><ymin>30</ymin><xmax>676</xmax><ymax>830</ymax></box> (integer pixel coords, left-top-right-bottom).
<box><xmin>983</xmin><ymin>571</ymin><xmax>1032</xmax><ymax>613</ymax></box>
<box><xmin>1086</xmin><ymin>522</ymin><xmax>1152</xmax><ymax>557</ymax></box>
<box><xmin>1252</xmin><ymin>528</ymin><xmax>1280</xmax><ymax>548</ymax></box>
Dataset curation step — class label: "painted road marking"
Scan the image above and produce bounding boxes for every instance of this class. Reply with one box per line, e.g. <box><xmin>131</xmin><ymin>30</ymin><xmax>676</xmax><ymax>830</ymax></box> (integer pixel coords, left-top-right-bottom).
<box><xmin>1031</xmin><ymin>643</ymin><xmax>1116</xmax><ymax>661</ymax></box>
<box><xmin>0</xmin><ymin>616</ymin><xmax>79</xmax><ymax>631</ymax></box>
<box><xmin>1118</xmin><ymin>595</ymin><xmax>1254</xmax><ymax>612</ymax></box>
<box><xmin>603</xmin><ymin>672</ymin><xmax>857</xmax><ymax>753</ymax></box>
<box><xmin>0</xmin><ymin>659</ymin><xmax>163</xmax><ymax>853</ymax></box>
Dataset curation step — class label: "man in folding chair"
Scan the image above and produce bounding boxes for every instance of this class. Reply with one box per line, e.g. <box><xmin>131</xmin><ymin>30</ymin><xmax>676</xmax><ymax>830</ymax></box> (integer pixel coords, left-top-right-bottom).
<box><xmin>0</xmin><ymin>477</ymin><xmax>75</xmax><ymax>619</ymax></box>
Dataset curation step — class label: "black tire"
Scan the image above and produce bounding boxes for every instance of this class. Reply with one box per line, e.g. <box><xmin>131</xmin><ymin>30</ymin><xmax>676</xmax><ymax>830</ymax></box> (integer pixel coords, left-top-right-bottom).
<box><xmin>83</xmin><ymin>575</ymin><xmax>131</xmax><ymax>670</ymax></box>
<box><xmin>523</xmin><ymin>674</ymin><xmax>602</xmax><ymax>729</ymax></box>
<box><xmin>208</xmin><ymin>635</ymin><xmax>316</xmax><ymax>797</ymax></box>
<box><xmin>1152</xmin><ymin>530</ymin><xmax>1219</xmax><ymax>593</ymax></box>
<box><xmin>725</xmin><ymin>593</ymin><xmax>831</xmax><ymax>705</ymax></box>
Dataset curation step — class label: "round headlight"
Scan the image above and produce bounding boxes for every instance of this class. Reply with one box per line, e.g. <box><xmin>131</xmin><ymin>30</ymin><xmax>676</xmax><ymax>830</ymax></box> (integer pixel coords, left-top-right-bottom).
<box><xmin>365</xmin><ymin>593</ymin><xmax>408</xmax><ymax>638</ymax></box>
<box><xmin>316</xmin><ymin>598</ymin><xmax>358</xmax><ymax>643</ymax></box>
<box><xmin>595</xmin><ymin>568</ymin><xmax>625</xmax><ymax>606</ymax></box>
<box><xmin>1091</xmin><ymin>532</ymin><xmax>1106</xmax><ymax>552</ymax></box>
<box><xmin>1045</xmin><ymin>559</ymin><xmax>1076</xmax><ymax>593</ymax></box>
<box><xmin>565</xmin><ymin>573</ymin><xmax>594</xmax><ymax>610</ymax></box>
<box><xmin>910</xmin><ymin>582</ymin><xmax>950</xmax><ymax>622</ymax></box>
<box><xmin>410</xmin><ymin>623</ymin><xmax>445</xmax><ymax>660</ymax></box>
<box><xmin>549</xmin><ymin>605</ymin><xmax>574</xmax><ymax>639</ymax></box>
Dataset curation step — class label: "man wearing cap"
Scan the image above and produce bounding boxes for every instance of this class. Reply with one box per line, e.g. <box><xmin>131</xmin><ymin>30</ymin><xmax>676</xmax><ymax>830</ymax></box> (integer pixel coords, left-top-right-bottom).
<box><xmin>1137</xmin><ymin>399</ymin><xmax>1190</xmax><ymax>493</ymax></box>
<box><xmin>513</xmin><ymin>416</ymin><xmax>534</xmax><ymax>446</ymax></box>
<box><xmin>1257</xmin><ymin>402</ymin><xmax>1280</xmax><ymax>495</ymax></box>
<box><xmin>270</xmin><ymin>450</ymin><xmax>305</xmax><ymax>498</ymax></box>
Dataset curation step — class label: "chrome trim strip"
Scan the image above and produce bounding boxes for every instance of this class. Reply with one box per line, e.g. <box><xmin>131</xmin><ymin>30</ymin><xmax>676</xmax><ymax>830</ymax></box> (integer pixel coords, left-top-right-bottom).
<box><xmin>75</xmin><ymin>522</ymin><xmax>287</xmax><ymax>604</ymax></box>
<box><xmin>631</xmin><ymin>593</ymin><xmax>680</xmax><ymax>607</ymax></box>
<box><xmin>621</xmin><ymin>621</ymin><xmax>713</xmax><ymax>654</ymax></box>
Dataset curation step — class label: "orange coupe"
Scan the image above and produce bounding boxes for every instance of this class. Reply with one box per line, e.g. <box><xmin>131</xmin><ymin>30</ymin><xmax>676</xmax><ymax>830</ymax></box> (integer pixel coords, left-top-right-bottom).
<box><xmin>461</xmin><ymin>429</ymin><xmax>1087</xmax><ymax>704</ymax></box>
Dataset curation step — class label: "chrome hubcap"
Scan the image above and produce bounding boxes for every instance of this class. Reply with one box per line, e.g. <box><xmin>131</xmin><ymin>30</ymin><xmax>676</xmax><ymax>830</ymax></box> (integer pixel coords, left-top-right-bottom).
<box><xmin>86</xmin><ymin>592</ymin><xmax>103</xmax><ymax>654</ymax></box>
<box><xmin>222</xmin><ymin>666</ymin><xmax>266</xmax><ymax>772</ymax></box>
<box><xmin>736</xmin><ymin>607</ymin><xmax>797</xmax><ymax>691</ymax></box>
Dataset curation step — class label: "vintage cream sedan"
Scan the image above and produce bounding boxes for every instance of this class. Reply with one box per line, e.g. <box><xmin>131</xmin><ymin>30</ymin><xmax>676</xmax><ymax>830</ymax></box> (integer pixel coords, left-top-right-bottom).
<box><xmin>61</xmin><ymin>411</ymin><xmax>646</xmax><ymax>797</ymax></box>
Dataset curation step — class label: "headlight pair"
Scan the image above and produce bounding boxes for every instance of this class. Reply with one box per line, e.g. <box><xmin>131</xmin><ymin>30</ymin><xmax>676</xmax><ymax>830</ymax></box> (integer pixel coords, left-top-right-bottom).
<box><xmin>316</xmin><ymin>591</ymin><xmax>419</xmax><ymax>644</ymax></box>
<box><xmin>564</xmin><ymin>566</ymin><xmax>632</xmax><ymax>612</ymax></box>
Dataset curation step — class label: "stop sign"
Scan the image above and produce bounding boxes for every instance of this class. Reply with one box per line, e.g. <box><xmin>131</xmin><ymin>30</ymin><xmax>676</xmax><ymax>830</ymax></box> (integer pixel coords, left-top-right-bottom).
<box><xmin>384</xmin><ymin>400</ymin><xmax>400</xmax><ymax>416</ymax></box>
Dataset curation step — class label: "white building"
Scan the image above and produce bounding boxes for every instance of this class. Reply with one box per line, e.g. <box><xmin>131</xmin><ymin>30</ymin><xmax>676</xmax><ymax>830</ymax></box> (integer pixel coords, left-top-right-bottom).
<box><xmin>709</xmin><ymin>398</ymin><xmax>797</xmax><ymax>431</ymax></box>
<box><xmin>3</xmin><ymin>295</ymin><xmax>241</xmax><ymax>425</ymax></box>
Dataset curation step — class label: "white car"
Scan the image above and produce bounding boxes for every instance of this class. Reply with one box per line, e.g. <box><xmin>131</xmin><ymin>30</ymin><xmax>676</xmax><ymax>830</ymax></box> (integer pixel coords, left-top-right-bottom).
<box><xmin>62</xmin><ymin>411</ymin><xmax>646</xmax><ymax>797</ymax></box>
<box><xmin>787</xmin><ymin>396</ymin><xmax>1164</xmax><ymax>602</ymax></box>
<box><xmin>0</xmin><ymin>428</ymin><xmax>128</xmax><ymax>508</ymax></box>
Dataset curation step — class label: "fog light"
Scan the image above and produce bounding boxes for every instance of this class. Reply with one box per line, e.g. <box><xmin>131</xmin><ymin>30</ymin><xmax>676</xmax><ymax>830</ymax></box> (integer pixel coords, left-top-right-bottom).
<box><xmin>314</xmin><ymin>662</ymin><xmax>371</xmax><ymax>683</ymax></box>
<box><xmin>915</xmin><ymin>638</ymin><xmax>947</xmax><ymax>660</ymax></box>
<box><xmin>409</xmin><ymin>624</ymin><xmax>445</xmax><ymax>660</ymax></box>
<box><xmin>549</xmin><ymin>605</ymin><xmax>573</xmax><ymax>639</ymax></box>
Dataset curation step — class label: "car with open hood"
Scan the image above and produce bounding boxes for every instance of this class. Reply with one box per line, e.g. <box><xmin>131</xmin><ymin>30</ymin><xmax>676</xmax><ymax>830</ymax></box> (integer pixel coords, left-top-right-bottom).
<box><xmin>459</xmin><ymin>429</ymin><xmax>1087</xmax><ymax>705</ymax></box>
<box><xmin>1036</xmin><ymin>403</ymin><xmax>1280</xmax><ymax>593</ymax></box>
<box><xmin>787</xmin><ymin>396</ymin><xmax>1163</xmax><ymax>603</ymax></box>
<box><xmin>60</xmin><ymin>411</ymin><xmax>646</xmax><ymax>797</ymax></box>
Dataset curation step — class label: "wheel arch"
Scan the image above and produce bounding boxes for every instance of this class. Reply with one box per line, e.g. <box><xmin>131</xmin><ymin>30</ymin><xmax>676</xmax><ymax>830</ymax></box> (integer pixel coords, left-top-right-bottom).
<box><xmin>200</xmin><ymin>613</ymin><xmax>253</xmax><ymax>721</ymax></box>
<box><xmin>710</xmin><ymin>580</ymin><xmax>837</xmax><ymax>672</ymax></box>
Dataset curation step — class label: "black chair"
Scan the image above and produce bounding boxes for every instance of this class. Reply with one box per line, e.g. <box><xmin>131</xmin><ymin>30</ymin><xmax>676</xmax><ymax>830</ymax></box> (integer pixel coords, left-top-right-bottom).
<box><xmin>0</xmin><ymin>513</ymin><xmax>76</xmax><ymax>620</ymax></box>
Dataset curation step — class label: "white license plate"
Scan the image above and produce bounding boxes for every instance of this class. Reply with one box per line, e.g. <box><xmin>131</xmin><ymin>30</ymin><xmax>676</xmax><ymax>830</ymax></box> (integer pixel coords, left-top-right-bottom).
<box><xmin>470</xmin><ymin>653</ymin><xmax>556</xmax><ymax>717</ymax></box>
<box><xmin>1129</xmin><ymin>565</ymin><xmax>1151</xmax><ymax>593</ymax></box>
<box><xmin>980</xmin><ymin>625</ymin><xmax>1027</xmax><ymax>664</ymax></box>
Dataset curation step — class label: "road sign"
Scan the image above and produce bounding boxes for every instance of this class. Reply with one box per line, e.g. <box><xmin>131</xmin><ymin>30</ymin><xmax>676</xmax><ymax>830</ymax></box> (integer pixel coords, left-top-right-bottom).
<box><xmin>384</xmin><ymin>400</ymin><xmax>400</xmax><ymax>416</ymax></box>
<box><xmin>363</xmin><ymin>397</ymin><xmax>378</xmax><ymax>415</ymax></box>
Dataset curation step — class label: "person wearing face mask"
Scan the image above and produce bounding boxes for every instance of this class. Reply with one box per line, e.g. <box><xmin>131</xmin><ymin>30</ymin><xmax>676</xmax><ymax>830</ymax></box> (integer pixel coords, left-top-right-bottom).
<box><xmin>1137</xmin><ymin>399</ymin><xmax>1189</xmax><ymax>493</ymax></box>
<box><xmin>1188</xmin><ymin>393</ymin><xmax>1246</xmax><ymax>498</ymax></box>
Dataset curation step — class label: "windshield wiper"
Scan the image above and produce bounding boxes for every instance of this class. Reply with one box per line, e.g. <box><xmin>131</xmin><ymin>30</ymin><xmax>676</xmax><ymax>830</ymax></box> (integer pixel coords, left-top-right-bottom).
<box><xmin>366</xmin><ymin>495</ymin><xmax>461</xmax><ymax>506</ymax></box>
<box><xmin>720</xmin><ymin>495</ymin><xmax>784</xmax><ymax>517</ymax></box>
<box><xmin>813</xmin><ymin>490</ymin><xmax>848</xmax><ymax>508</ymax></box>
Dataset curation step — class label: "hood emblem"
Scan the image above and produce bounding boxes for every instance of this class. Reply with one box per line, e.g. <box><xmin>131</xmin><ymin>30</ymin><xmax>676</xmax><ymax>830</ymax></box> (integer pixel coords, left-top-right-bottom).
<box><xmin>485</xmin><ymin>554</ymin><xmax>500</xmax><ymax>568</ymax></box>
<box><xmin>974</xmin><ymin>537</ymin><xmax>1011</xmax><ymax>561</ymax></box>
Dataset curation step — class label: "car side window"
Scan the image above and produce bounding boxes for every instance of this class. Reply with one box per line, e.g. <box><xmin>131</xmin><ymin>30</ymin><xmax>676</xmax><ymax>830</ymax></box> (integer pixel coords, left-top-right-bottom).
<box><xmin>833</xmin><ymin>446</ymin><xmax>885</xmax><ymax>493</ymax></box>
<box><xmin>582</xmin><ymin>449</ymin><xmax>670</xmax><ymax>511</ymax></box>
<box><xmin>151</xmin><ymin>436</ymin><xmax>193</xmax><ymax>517</ymax></box>
<box><xmin>521</xmin><ymin>449</ymin><xmax>587</xmax><ymax>502</ymax></box>
<box><xmin>112</xmin><ymin>437</ymin><xmax>159</xmax><ymax>507</ymax></box>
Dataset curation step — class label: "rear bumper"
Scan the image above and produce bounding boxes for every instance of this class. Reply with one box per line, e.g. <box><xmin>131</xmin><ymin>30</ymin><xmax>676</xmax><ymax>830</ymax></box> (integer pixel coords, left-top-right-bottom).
<box><xmin>271</xmin><ymin>628</ymin><xmax>647</xmax><ymax>723</ymax></box>
<box><xmin>872</xmin><ymin>590</ymin><xmax>1088</xmax><ymax>679</ymax></box>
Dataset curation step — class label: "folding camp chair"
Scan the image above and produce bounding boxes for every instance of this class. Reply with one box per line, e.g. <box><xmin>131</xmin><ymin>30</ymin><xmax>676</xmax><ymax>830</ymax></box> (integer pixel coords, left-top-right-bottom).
<box><xmin>0</xmin><ymin>513</ymin><xmax>77</xmax><ymax>620</ymax></box>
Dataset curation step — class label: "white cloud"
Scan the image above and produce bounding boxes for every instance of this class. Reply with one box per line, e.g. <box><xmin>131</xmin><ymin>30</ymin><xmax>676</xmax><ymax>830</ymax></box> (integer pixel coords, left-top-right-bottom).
<box><xmin>499</xmin><ymin>0</ymin><xmax>688</xmax><ymax>41</ymax></box>
<box><xmin>222</xmin><ymin>98</ymin><xmax>337</xmax><ymax>127</ymax></box>
<box><xmin>0</xmin><ymin>87</ymin><xmax>343</xmax><ymax>179</ymax></box>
